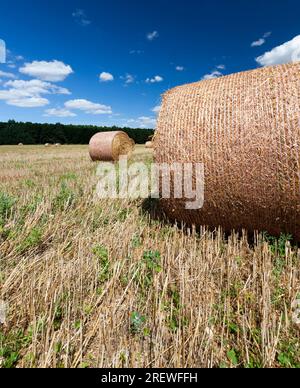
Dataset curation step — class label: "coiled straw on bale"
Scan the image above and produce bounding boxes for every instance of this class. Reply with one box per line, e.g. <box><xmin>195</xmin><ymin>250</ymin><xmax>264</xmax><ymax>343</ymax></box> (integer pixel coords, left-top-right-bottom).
<box><xmin>89</xmin><ymin>131</ymin><xmax>135</xmax><ymax>162</ymax></box>
<box><xmin>154</xmin><ymin>62</ymin><xmax>300</xmax><ymax>239</ymax></box>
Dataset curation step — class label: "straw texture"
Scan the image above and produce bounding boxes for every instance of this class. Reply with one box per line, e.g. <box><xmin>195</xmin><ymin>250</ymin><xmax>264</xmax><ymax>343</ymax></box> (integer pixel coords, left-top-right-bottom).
<box><xmin>89</xmin><ymin>131</ymin><xmax>135</xmax><ymax>162</ymax></box>
<box><xmin>154</xmin><ymin>62</ymin><xmax>300</xmax><ymax>239</ymax></box>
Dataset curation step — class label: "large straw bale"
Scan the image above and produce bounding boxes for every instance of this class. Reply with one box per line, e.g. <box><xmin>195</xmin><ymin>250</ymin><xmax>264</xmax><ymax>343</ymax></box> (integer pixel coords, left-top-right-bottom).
<box><xmin>89</xmin><ymin>131</ymin><xmax>135</xmax><ymax>162</ymax></box>
<box><xmin>154</xmin><ymin>62</ymin><xmax>300</xmax><ymax>239</ymax></box>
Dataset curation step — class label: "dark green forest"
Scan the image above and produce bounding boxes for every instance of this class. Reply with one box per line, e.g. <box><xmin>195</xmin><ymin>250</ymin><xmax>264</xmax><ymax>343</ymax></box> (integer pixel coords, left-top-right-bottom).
<box><xmin>0</xmin><ymin>121</ymin><xmax>154</xmax><ymax>145</ymax></box>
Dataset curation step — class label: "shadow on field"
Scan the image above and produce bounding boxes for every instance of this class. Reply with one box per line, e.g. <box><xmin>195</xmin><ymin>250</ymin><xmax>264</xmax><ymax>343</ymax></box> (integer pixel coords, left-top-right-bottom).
<box><xmin>140</xmin><ymin>197</ymin><xmax>299</xmax><ymax>248</ymax></box>
<box><xmin>140</xmin><ymin>197</ymin><xmax>167</xmax><ymax>223</ymax></box>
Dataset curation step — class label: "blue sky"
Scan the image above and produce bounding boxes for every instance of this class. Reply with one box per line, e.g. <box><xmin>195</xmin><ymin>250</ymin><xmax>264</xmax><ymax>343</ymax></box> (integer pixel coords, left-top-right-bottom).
<box><xmin>0</xmin><ymin>0</ymin><xmax>299</xmax><ymax>128</ymax></box>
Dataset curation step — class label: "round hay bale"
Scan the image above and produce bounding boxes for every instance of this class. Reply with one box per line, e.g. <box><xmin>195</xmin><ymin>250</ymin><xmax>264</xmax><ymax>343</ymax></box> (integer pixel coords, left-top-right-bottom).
<box><xmin>44</xmin><ymin>143</ymin><xmax>50</xmax><ymax>147</ymax></box>
<box><xmin>145</xmin><ymin>141</ymin><xmax>153</xmax><ymax>149</ymax></box>
<box><xmin>154</xmin><ymin>62</ymin><xmax>300</xmax><ymax>239</ymax></box>
<box><xmin>55</xmin><ymin>143</ymin><xmax>61</xmax><ymax>147</ymax></box>
<box><xmin>89</xmin><ymin>131</ymin><xmax>135</xmax><ymax>162</ymax></box>
<box><xmin>18</xmin><ymin>143</ymin><xmax>24</xmax><ymax>146</ymax></box>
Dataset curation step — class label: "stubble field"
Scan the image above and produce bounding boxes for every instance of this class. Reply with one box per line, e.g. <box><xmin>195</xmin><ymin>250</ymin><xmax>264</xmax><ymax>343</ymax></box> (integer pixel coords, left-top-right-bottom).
<box><xmin>0</xmin><ymin>145</ymin><xmax>299</xmax><ymax>368</ymax></box>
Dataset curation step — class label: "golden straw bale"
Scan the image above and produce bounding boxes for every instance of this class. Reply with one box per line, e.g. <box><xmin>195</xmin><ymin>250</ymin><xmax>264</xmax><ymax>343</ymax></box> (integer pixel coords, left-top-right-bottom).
<box><xmin>154</xmin><ymin>62</ymin><xmax>300</xmax><ymax>239</ymax></box>
<box><xmin>89</xmin><ymin>131</ymin><xmax>135</xmax><ymax>162</ymax></box>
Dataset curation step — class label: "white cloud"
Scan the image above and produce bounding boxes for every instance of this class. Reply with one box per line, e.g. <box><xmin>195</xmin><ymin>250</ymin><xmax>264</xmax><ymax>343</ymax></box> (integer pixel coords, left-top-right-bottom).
<box><xmin>126</xmin><ymin>116</ymin><xmax>157</xmax><ymax>129</ymax></box>
<box><xmin>147</xmin><ymin>31</ymin><xmax>159</xmax><ymax>41</ymax></box>
<box><xmin>251</xmin><ymin>32</ymin><xmax>272</xmax><ymax>47</ymax></box>
<box><xmin>99</xmin><ymin>72</ymin><xmax>114</xmax><ymax>82</ymax></box>
<box><xmin>7</xmin><ymin>97</ymin><xmax>49</xmax><ymax>108</ymax></box>
<box><xmin>72</xmin><ymin>9</ymin><xmax>91</xmax><ymax>26</ymax></box>
<box><xmin>251</xmin><ymin>38</ymin><xmax>266</xmax><ymax>47</ymax></box>
<box><xmin>152</xmin><ymin>105</ymin><xmax>161</xmax><ymax>113</ymax></box>
<box><xmin>0</xmin><ymin>70</ymin><xmax>16</xmax><ymax>79</ymax></box>
<box><xmin>256</xmin><ymin>35</ymin><xmax>300</xmax><ymax>66</ymax></box>
<box><xmin>19</xmin><ymin>60</ymin><xmax>73</xmax><ymax>82</ymax></box>
<box><xmin>121</xmin><ymin>73</ymin><xmax>135</xmax><ymax>85</ymax></box>
<box><xmin>64</xmin><ymin>99</ymin><xmax>112</xmax><ymax>115</ymax></box>
<box><xmin>202</xmin><ymin>70</ymin><xmax>223</xmax><ymax>80</ymax></box>
<box><xmin>216</xmin><ymin>64</ymin><xmax>226</xmax><ymax>70</ymax></box>
<box><xmin>263</xmin><ymin>32</ymin><xmax>272</xmax><ymax>39</ymax></box>
<box><xmin>44</xmin><ymin>108</ymin><xmax>76</xmax><ymax>117</ymax></box>
<box><xmin>0</xmin><ymin>39</ymin><xmax>6</xmax><ymax>63</ymax></box>
<box><xmin>146</xmin><ymin>75</ymin><xmax>164</xmax><ymax>84</ymax></box>
<box><xmin>176</xmin><ymin>66</ymin><xmax>184</xmax><ymax>71</ymax></box>
<box><xmin>7</xmin><ymin>63</ymin><xmax>16</xmax><ymax>69</ymax></box>
<box><xmin>0</xmin><ymin>79</ymin><xmax>70</xmax><ymax>108</ymax></box>
<box><xmin>5</xmin><ymin>54</ymin><xmax>25</xmax><ymax>69</ymax></box>
<box><xmin>129</xmin><ymin>50</ymin><xmax>143</xmax><ymax>55</ymax></box>
<box><xmin>6</xmin><ymin>79</ymin><xmax>70</xmax><ymax>95</ymax></box>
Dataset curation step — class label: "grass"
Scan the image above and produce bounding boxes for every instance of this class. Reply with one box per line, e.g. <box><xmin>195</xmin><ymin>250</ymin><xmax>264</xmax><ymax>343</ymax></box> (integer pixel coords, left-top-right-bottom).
<box><xmin>0</xmin><ymin>144</ymin><xmax>299</xmax><ymax>368</ymax></box>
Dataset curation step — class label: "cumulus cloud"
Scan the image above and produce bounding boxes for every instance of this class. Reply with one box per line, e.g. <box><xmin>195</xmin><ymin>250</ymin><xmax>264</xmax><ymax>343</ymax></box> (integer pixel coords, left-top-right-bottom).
<box><xmin>251</xmin><ymin>32</ymin><xmax>272</xmax><ymax>47</ymax></box>
<box><xmin>251</xmin><ymin>38</ymin><xmax>266</xmax><ymax>47</ymax></box>
<box><xmin>146</xmin><ymin>75</ymin><xmax>163</xmax><ymax>84</ymax></box>
<box><xmin>6</xmin><ymin>79</ymin><xmax>70</xmax><ymax>95</ymax></box>
<box><xmin>127</xmin><ymin>116</ymin><xmax>157</xmax><ymax>129</ymax></box>
<box><xmin>19</xmin><ymin>60</ymin><xmax>73</xmax><ymax>82</ymax></box>
<box><xmin>202</xmin><ymin>70</ymin><xmax>223</xmax><ymax>80</ymax></box>
<box><xmin>64</xmin><ymin>99</ymin><xmax>112</xmax><ymax>114</ymax></box>
<box><xmin>99</xmin><ymin>72</ymin><xmax>114</xmax><ymax>82</ymax></box>
<box><xmin>7</xmin><ymin>63</ymin><xmax>16</xmax><ymax>69</ymax></box>
<box><xmin>7</xmin><ymin>97</ymin><xmax>49</xmax><ymax>108</ymax></box>
<box><xmin>72</xmin><ymin>9</ymin><xmax>91</xmax><ymax>26</ymax></box>
<box><xmin>147</xmin><ymin>31</ymin><xmax>159</xmax><ymax>41</ymax></box>
<box><xmin>121</xmin><ymin>73</ymin><xmax>135</xmax><ymax>85</ymax></box>
<box><xmin>176</xmin><ymin>66</ymin><xmax>184</xmax><ymax>71</ymax></box>
<box><xmin>216</xmin><ymin>64</ymin><xmax>226</xmax><ymax>70</ymax></box>
<box><xmin>256</xmin><ymin>35</ymin><xmax>300</xmax><ymax>66</ymax></box>
<box><xmin>0</xmin><ymin>79</ymin><xmax>70</xmax><ymax>108</ymax></box>
<box><xmin>0</xmin><ymin>70</ymin><xmax>16</xmax><ymax>79</ymax></box>
<box><xmin>0</xmin><ymin>39</ymin><xmax>6</xmax><ymax>63</ymax></box>
<box><xmin>152</xmin><ymin>105</ymin><xmax>161</xmax><ymax>113</ymax></box>
<box><xmin>44</xmin><ymin>108</ymin><xmax>76</xmax><ymax>118</ymax></box>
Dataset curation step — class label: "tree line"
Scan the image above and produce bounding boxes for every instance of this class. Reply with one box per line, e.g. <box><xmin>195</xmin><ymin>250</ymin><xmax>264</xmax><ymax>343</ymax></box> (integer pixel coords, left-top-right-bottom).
<box><xmin>0</xmin><ymin>121</ymin><xmax>155</xmax><ymax>145</ymax></box>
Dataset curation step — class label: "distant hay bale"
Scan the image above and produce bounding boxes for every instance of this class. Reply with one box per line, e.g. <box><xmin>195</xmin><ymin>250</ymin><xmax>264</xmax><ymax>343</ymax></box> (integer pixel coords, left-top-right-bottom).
<box><xmin>145</xmin><ymin>141</ymin><xmax>153</xmax><ymax>149</ymax></box>
<box><xmin>55</xmin><ymin>143</ymin><xmax>61</xmax><ymax>147</ymax></box>
<box><xmin>18</xmin><ymin>143</ymin><xmax>24</xmax><ymax>146</ymax></box>
<box><xmin>154</xmin><ymin>62</ymin><xmax>300</xmax><ymax>239</ymax></box>
<box><xmin>89</xmin><ymin>131</ymin><xmax>135</xmax><ymax>162</ymax></box>
<box><xmin>44</xmin><ymin>143</ymin><xmax>50</xmax><ymax>147</ymax></box>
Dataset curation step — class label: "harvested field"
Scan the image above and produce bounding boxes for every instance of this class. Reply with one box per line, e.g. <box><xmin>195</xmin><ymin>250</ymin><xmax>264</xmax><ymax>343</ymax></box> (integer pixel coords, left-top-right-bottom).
<box><xmin>0</xmin><ymin>145</ymin><xmax>299</xmax><ymax>368</ymax></box>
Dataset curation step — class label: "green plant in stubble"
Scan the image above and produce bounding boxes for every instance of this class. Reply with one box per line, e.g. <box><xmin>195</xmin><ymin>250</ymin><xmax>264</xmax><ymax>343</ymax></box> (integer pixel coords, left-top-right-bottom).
<box><xmin>53</xmin><ymin>182</ymin><xmax>75</xmax><ymax>211</ymax></box>
<box><xmin>227</xmin><ymin>348</ymin><xmax>239</xmax><ymax>367</ymax></box>
<box><xmin>164</xmin><ymin>285</ymin><xmax>189</xmax><ymax>332</ymax></box>
<box><xmin>21</xmin><ymin>194</ymin><xmax>44</xmax><ymax>217</ymax></box>
<box><xmin>139</xmin><ymin>250</ymin><xmax>162</xmax><ymax>289</ymax></box>
<box><xmin>131</xmin><ymin>234</ymin><xmax>143</xmax><ymax>248</ymax></box>
<box><xmin>0</xmin><ymin>192</ymin><xmax>16</xmax><ymax>229</ymax></box>
<box><xmin>130</xmin><ymin>312</ymin><xmax>148</xmax><ymax>336</ymax></box>
<box><xmin>265</xmin><ymin>233</ymin><xmax>293</xmax><ymax>258</ymax></box>
<box><xmin>93</xmin><ymin>245</ymin><xmax>111</xmax><ymax>283</ymax></box>
<box><xmin>17</xmin><ymin>227</ymin><xmax>43</xmax><ymax>253</ymax></box>
<box><xmin>0</xmin><ymin>329</ymin><xmax>33</xmax><ymax>368</ymax></box>
<box><xmin>277</xmin><ymin>339</ymin><xmax>300</xmax><ymax>368</ymax></box>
